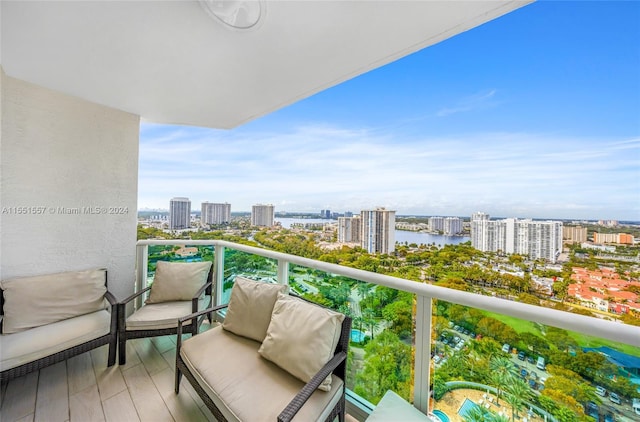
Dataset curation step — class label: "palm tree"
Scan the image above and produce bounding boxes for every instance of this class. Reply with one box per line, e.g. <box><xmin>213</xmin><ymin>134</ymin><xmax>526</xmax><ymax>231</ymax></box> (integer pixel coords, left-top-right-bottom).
<box><xmin>504</xmin><ymin>377</ymin><xmax>533</xmax><ymax>421</ymax></box>
<box><xmin>362</xmin><ymin>308</ymin><xmax>379</xmax><ymax>339</ymax></box>
<box><xmin>463</xmin><ymin>404</ymin><xmax>490</xmax><ymax>422</ymax></box>
<box><xmin>489</xmin><ymin>356</ymin><xmax>518</xmax><ymax>405</ymax></box>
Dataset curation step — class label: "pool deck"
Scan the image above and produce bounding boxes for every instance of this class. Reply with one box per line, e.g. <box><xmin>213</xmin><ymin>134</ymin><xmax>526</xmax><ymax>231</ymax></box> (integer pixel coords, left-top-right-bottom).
<box><xmin>434</xmin><ymin>389</ymin><xmax>516</xmax><ymax>422</ymax></box>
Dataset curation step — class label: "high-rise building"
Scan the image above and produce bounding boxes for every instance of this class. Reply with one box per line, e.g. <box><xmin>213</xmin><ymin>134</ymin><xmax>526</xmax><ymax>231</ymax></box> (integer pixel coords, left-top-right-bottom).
<box><xmin>251</xmin><ymin>204</ymin><xmax>274</xmax><ymax>227</ymax></box>
<box><xmin>471</xmin><ymin>213</ymin><xmax>563</xmax><ymax>262</ymax></box>
<box><xmin>361</xmin><ymin>208</ymin><xmax>396</xmax><ymax>254</ymax></box>
<box><xmin>563</xmin><ymin>226</ymin><xmax>588</xmax><ymax>243</ymax></box>
<box><xmin>429</xmin><ymin>217</ymin><xmax>445</xmax><ymax>232</ymax></box>
<box><xmin>443</xmin><ymin>217</ymin><xmax>463</xmax><ymax>235</ymax></box>
<box><xmin>201</xmin><ymin>202</ymin><xmax>231</xmax><ymax>225</ymax></box>
<box><xmin>594</xmin><ymin>232</ymin><xmax>634</xmax><ymax>245</ymax></box>
<box><xmin>430</xmin><ymin>216</ymin><xmax>463</xmax><ymax>235</ymax></box>
<box><xmin>169</xmin><ymin>197</ymin><xmax>191</xmax><ymax>230</ymax></box>
<box><xmin>338</xmin><ymin>216</ymin><xmax>361</xmax><ymax>243</ymax></box>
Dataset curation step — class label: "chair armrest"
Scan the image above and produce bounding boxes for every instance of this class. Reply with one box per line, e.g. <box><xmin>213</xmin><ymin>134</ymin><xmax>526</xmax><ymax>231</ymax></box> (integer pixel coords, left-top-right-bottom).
<box><xmin>277</xmin><ymin>351</ymin><xmax>347</xmax><ymax>422</ymax></box>
<box><xmin>119</xmin><ymin>285</ymin><xmax>152</xmax><ymax>305</ymax></box>
<box><xmin>175</xmin><ymin>304</ymin><xmax>229</xmax><ymax>351</ymax></box>
<box><xmin>104</xmin><ymin>290</ymin><xmax>118</xmax><ymax>306</ymax></box>
<box><xmin>177</xmin><ymin>304</ymin><xmax>229</xmax><ymax>328</ymax></box>
<box><xmin>192</xmin><ymin>280</ymin><xmax>213</xmax><ymax>300</ymax></box>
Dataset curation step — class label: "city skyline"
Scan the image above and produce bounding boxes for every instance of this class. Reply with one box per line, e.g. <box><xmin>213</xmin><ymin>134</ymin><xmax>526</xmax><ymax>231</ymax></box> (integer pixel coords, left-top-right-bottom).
<box><xmin>139</xmin><ymin>1</ymin><xmax>639</xmax><ymax>222</ymax></box>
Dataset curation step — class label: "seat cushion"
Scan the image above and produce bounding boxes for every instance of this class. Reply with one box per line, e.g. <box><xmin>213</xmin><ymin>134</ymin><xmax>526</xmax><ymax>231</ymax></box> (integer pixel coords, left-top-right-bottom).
<box><xmin>0</xmin><ymin>310</ymin><xmax>111</xmax><ymax>371</ymax></box>
<box><xmin>221</xmin><ymin>277</ymin><xmax>287</xmax><ymax>342</ymax></box>
<box><xmin>0</xmin><ymin>268</ymin><xmax>107</xmax><ymax>334</ymax></box>
<box><xmin>181</xmin><ymin>326</ymin><xmax>343</xmax><ymax>422</ymax></box>
<box><xmin>146</xmin><ymin>261</ymin><xmax>212</xmax><ymax>304</ymax></box>
<box><xmin>259</xmin><ymin>294</ymin><xmax>345</xmax><ymax>391</ymax></box>
<box><xmin>126</xmin><ymin>297</ymin><xmax>208</xmax><ymax>330</ymax></box>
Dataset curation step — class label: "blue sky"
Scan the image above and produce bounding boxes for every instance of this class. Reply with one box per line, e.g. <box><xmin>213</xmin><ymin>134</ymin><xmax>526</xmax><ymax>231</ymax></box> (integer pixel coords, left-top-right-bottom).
<box><xmin>139</xmin><ymin>1</ymin><xmax>640</xmax><ymax>221</ymax></box>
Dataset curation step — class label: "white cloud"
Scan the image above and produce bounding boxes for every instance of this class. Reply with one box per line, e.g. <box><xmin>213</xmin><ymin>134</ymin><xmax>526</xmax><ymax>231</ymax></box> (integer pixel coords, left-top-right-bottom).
<box><xmin>138</xmin><ymin>123</ymin><xmax>640</xmax><ymax>221</ymax></box>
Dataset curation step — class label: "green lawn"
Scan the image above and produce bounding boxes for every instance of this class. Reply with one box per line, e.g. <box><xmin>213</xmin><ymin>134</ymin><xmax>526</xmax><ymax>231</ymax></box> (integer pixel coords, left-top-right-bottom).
<box><xmin>486</xmin><ymin>311</ymin><xmax>640</xmax><ymax>357</ymax></box>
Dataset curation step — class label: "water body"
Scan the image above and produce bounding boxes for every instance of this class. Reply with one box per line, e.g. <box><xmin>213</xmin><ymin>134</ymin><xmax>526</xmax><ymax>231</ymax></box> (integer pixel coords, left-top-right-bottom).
<box><xmin>275</xmin><ymin>218</ymin><xmax>470</xmax><ymax>247</ymax></box>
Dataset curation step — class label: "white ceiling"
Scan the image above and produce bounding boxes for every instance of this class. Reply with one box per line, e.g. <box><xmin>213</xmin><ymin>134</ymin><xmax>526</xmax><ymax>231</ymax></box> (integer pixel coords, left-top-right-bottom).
<box><xmin>1</xmin><ymin>1</ymin><xmax>532</xmax><ymax>129</ymax></box>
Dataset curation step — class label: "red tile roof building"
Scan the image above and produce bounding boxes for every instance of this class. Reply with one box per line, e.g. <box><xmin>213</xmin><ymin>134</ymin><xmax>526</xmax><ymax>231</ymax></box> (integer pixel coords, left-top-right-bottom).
<box><xmin>568</xmin><ymin>267</ymin><xmax>640</xmax><ymax>315</ymax></box>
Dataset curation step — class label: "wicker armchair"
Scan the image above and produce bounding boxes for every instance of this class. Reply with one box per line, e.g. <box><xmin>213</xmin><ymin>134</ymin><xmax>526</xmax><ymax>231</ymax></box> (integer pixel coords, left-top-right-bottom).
<box><xmin>1</xmin><ymin>269</ymin><xmax>117</xmax><ymax>383</ymax></box>
<box><xmin>174</xmin><ymin>280</ymin><xmax>351</xmax><ymax>422</ymax></box>
<box><xmin>117</xmin><ymin>261</ymin><xmax>213</xmax><ymax>365</ymax></box>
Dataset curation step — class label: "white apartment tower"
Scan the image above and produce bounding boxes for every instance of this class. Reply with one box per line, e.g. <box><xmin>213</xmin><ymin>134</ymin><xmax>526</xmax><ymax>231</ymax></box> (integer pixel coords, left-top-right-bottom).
<box><xmin>361</xmin><ymin>208</ymin><xmax>396</xmax><ymax>254</ymax></box>
<box><xmin>251</xmin><ymin>204</ymin><xmax>275</xmax><ymax>227</ymax></box>
<box><xmin>471</xmin><ymin>213</ymin><xmax>563</xmax><ymax>262</ymax></box>
<box><xmin>169</xmin><ymin>197</ymin><xmax>191</xmax><ymax>230</ymax></box>
<box><xmin>431</xmin><ymin>216</ymin><xmax>463</xmax><ymax>235</ymax></box>
<box><xmin>338</xmin><ymin>216</ymin><xmax>362</xmax><ymax>243</ymax></box>
<box><xmin>201</xmin><ymin>202</ymin><xmax>231</xmax><ymax>225</ymax></box>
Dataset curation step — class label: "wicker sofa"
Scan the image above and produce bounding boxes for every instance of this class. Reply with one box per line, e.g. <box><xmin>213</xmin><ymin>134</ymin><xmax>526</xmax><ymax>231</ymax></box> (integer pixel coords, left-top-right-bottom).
<box><xmin>0</xmin><ymin>268</ymin><xmax>117</xmax><ymax>382</ymax></box>
<box><xmin>174</xmin><ymin>277</ymin><xmax>351</xmax><ymax>422</ymax></box>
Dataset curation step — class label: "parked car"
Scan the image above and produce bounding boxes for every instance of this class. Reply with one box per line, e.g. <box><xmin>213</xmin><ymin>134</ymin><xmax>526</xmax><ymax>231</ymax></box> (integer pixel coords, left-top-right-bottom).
<box><xmin>585</xmin><ymin>402</ymin><xmax>599</xmax><ymax>420</ymax></box>
<box><xmin>527</xmin><ymin>356</ymin><xmax>535</xmax><ymax>364</ymax></box>
<box><xmin>528</xmin><ymin>379</ymin><xmax>537</xmax><ymax>390</ymax></box>
<box><xmin>595</xmin><ymin>385</ymin><xmax>606</xmax><ymax>397</ymax></box>
<box><xmin>585</xmin><ymin>402</ymin><xmax>598</xmax><ymax>421</ymax></box>
<box><xmin>604</xmin><ymin>412</ymin><xmax>614</xmax><ymax>422</ymax></box>
<box><xmin>530</xmin><ymin>371</ymin><xmax>537</xmax><ymax>380</ymax></box>
<box><xmin>518</xmin><ymin>351</ymin><xmax>526</xmax><ymax>360</ymax></box>
<box><xmin>502</xmin><ymin>343</ymin><xmax>510</xmax><ymax>353</ymax></box>
<box><xmin>520</xmin><ymin>368</ymin><xmax>528</xmax><ymax>378</ymax></box>
<box><xmin>609</xmin><ymin>392</ymin><xmax>621</xmax><ymax>405</ymax></box>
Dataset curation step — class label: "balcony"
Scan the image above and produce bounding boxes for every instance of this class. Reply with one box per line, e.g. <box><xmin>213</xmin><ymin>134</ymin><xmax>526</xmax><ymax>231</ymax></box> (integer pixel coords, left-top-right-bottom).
<box><xmin>2</xmin><ymin>238</ymin><xmax>639</xmax><ymax>421</ymax></box>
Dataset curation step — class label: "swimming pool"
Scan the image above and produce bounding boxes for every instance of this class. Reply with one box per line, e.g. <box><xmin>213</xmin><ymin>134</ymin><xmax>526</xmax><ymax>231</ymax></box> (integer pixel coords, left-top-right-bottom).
<box><xmin>350</xmin><ymin>329</ymin><xmax>366</xmax><ymax>342</ymax></box>
<box><xmin>432</xmin><ymin>409</ymin><xmax>450</xmax><ymax>422</ymax></box>
<box><xmin>458</xmin><ymin>398</ymin><xmax>480</xmax><ymax>419</ymax></box>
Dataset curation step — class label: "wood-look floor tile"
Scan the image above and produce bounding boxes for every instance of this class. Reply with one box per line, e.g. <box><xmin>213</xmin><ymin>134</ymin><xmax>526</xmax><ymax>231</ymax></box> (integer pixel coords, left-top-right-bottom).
<box><xmin>90</xmin><ymin>347</ymin><xmax>127</xmax><ymax>401</ymax></box>
<box><xmin>0</xmin><ymin>371</ymin><xmax>38</xmax><ymax>422</ymax></box>
<box><xmin>69</xmin><ymin>384</ymin><xmax>105</xmax><ymax>422</ymax></box>
<box><xmin>121</xmin><ymin>364</ymin><xmax>173</xmax><ymax>422</ymax></box>
<box><xmin>151</xmin><ymin>368</ymin><xmax>207</xmax><ymax>422</ymax></box>
<box><xmin>67</xmin><ymin>353</ymin><xmax>96</xmax><ymax>394</ymax></box>
<box><xmin>102</xmin><ymin>390</ymin><xmax>139</xmax><ymax>422</ymax></box>
<box><xmin>35</xmin><ymin>362</ymin><xmax>69</xmax><ymax>422</ymax></box>
<box><xmin>130</xmin><ymin>339</ymin><xmax>168</xmax><ymax>376</ymax></box>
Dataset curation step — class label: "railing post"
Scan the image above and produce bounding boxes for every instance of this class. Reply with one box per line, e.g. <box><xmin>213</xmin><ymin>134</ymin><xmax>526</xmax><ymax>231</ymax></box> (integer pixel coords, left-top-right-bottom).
<box><xmin>277</xmin><ymin>259</ymin><xmax>289</xmax><ymax>286</ymax></box>
<box><xmin>214</xmin><ymin>244</ymin><xmax>225</xmax><ymax>306</ymax></box>
<box><xmin>135</xmin><ymin>243</ymin><xmax>149</xmax><ymax>310</ymax></box>
<box><xmin>414</xmin><ymin>294</ymin><xmax>432</xmax><ymax>414</ymax></box>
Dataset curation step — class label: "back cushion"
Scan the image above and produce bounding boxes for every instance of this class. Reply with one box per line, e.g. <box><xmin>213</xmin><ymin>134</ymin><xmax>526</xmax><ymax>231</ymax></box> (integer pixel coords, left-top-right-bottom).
<box><xmin>222</xmin><ymin>277</ymin><xmax>287</xmax><ymax>342</ymax></box>
<box><xmin>0</xmin><ymin>268</ymin><xmax>108</xmax><ymax>334</ymax></box>
<box><xmin>146</xmin><ymin>261</ymin><xmax>212</xmax><ymax>304</ymax></box>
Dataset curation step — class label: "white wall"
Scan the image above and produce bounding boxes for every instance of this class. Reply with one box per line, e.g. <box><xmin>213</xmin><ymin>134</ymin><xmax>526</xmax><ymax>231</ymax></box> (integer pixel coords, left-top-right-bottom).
<box><xmin>1</xmin><ymin>69</ymin><xmax>140</xmax><ymax>300</ymax></box>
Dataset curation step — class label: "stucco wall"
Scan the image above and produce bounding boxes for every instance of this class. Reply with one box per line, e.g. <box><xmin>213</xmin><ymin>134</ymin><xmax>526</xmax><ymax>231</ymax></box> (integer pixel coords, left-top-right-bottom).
<box><xmin>0</xmin><ymin>69</ymin><xmax>139</xmax><ymax>300</ymax></box>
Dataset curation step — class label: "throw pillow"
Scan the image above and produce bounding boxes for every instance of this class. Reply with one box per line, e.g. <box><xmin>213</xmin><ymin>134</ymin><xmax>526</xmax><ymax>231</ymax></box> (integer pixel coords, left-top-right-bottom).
<box><xmin>222</xmin><ymin>277</ymin><xmax>287</xmax><ymax>342</ymax></box>
<box><xmin>258</xmin><ymin>293</ymin><xmax>345</xmax><ymax>391</ymax></box>
<box><xmin>146</xmin><ymin>261</ymin><xmax>212</xmax><ymax>304</ymax></box>
<box><xmin>0</xmin><ymin>268</ymin><xmax>108</xmax><ymax>334</ymax></box>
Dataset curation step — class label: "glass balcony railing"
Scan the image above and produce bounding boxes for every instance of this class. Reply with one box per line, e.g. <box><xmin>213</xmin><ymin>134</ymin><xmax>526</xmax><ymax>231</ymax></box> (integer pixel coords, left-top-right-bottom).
<box><xmin>136</xmin><ymin>239</ymin><xmax>640</xmax><ymax>422</ymax></box>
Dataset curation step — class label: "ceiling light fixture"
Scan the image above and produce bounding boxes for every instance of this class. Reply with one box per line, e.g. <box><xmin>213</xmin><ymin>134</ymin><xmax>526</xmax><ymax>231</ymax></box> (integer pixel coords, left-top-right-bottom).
<box><xmin>198</xmin><ymin>0</ymin><xmax>264</xmax><ymax>30</ymax></box>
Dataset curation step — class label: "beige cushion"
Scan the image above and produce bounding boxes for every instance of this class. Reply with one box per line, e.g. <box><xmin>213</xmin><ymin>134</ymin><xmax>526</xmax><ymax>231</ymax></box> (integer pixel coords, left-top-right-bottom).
<box><xmin>0</xmin><ymin>269</ymin><xmax>107</xmax><ymax>334</ymax></box>
<box><xmin>126</xmin><ymin>297</ymin><xmax>208</xmax><ymax>330</ymax></box>
<box><xmin>258</xmin><ymin>294</ymin><xmax>345</xmax><ymax>392</ymax></box>
<box><xmin>146</xmin><ymin>261</ymin><xmax>212</xmax><ymax>304</ymax></box>
<box><xmin>221</xmin><ymin>277</ymin><xmax>287</xmax><ymax>342</ymax></box>
<box><xmin>0</xmin><ymin>310</ymin><xmax>111</xmax><ymax>371</ymax></box>
<box><xmin>180</xmin><ymin>326</ymin><xmax>343</xmax><ymax>422</ymax></box>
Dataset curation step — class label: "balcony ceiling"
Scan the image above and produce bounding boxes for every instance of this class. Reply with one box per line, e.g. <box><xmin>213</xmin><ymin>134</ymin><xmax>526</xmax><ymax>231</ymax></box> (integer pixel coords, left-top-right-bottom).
<box><xmin>1</xmin><ymin>1</ymin><xmax>531</xmax><ymax>129</ymax></box>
